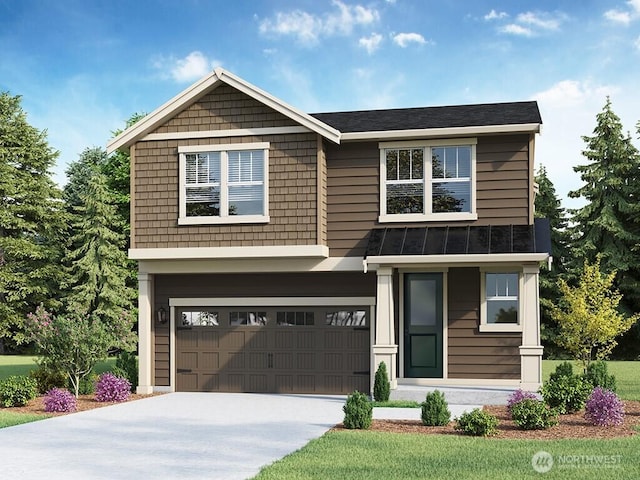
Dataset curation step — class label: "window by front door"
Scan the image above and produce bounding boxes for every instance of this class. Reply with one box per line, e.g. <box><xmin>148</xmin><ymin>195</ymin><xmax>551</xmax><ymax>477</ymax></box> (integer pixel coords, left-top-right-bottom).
<box><xmin>178</xmin><ymin>143</ymin><xmax>270</xmax><ymax>225</ymax></box>
<box><xmin>379</xmin><ymin>139</ymin><xmax>477</xmax><ymax>223</ymax></box>
<box><xmin>479</xmin><ymin>271</ymin><xmax>522</xmax><ymax>332</ymax></box>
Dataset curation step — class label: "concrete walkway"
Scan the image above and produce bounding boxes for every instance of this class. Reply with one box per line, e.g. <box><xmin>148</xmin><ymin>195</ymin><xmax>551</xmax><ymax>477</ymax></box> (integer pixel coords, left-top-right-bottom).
<box><xmin>0</xmin><ymin>393</ymin><xmax>346</xmax><ymax>480</ymax></box>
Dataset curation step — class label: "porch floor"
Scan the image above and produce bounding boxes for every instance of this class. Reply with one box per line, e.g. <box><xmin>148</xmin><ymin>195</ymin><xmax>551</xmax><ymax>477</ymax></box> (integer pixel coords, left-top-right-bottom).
<box><xmin>390</xmin><ymin>384</ymin><xmax>521</xmax><ymax>405</ymax></box>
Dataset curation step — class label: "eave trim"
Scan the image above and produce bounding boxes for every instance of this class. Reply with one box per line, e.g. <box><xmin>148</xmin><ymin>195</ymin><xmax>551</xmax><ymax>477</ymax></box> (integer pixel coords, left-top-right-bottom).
<box><xmin>340</xmin><ymin>123</ymin><xmax>541</xmax><ymax>141</ymax></box>
<box><xmin>129</xmin><ymin>244</ymin><xmax>330</xmax><ymax>260</ymax></box>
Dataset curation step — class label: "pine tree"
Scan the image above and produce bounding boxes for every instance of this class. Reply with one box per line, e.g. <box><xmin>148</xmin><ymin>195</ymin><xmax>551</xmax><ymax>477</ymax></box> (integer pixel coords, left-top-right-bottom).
<box><xmin>534</xmin><ymin>165</ymin><xmax>571</xmax><ymax>357</ymax></box>
<box><xmin>63</xmin><ymin>166</ymin><xmax>135</xmax><ymax>326</ymax></box>
<box><xmin>569</xmin><ymin>98</ymin><xmax>640</xmax><ymax>311</ymax></box>
<box><xmin>0</xmin><ymin>92</ymin><xmax>66</xmax><ymax>347</ymax></box>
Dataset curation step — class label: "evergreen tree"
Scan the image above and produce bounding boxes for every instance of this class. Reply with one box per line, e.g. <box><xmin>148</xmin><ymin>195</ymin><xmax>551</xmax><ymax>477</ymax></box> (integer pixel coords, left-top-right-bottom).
<box><xmin>63</xmin><ymin>166</ymin><xmax>135</xmax><ymax>326</ymax></box>
<box><xmin>568</xmin><ymin>98</ymin><xmax>640</xmax><ymax>311</ymax></box>
<box><xmin>534</xmin><ymin>165</ymin><xmax>571</xmax><ymax>357</ymax></box>
<box><xmin>0</xmin><ymin>92</ymin><xmax>66</xmax><ymax>347</ymax></box>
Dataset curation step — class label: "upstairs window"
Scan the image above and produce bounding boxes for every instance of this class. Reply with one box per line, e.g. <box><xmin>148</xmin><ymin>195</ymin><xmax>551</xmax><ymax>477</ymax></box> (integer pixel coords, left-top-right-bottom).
<box><xmin>178</xmin><ymin>143</ymin><xmax>269</xmax><ymax>225</ymax></box>
<box><xmin>379</xmin><ymin>139</ymin><xmax>476</xmax><ymax>222</ymax></box>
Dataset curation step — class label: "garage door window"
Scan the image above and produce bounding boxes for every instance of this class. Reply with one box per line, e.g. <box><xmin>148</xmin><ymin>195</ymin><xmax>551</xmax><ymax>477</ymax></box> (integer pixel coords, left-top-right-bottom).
<box><xmin>230</xmin><ymin>311</ymin><xmax>268</xmax><ymax>326</ymax></box>
<box><xmin>277</xmin><ymin>311</ymin><xmax>314</xmax><ymax>326</ymax></box>
<box><xmin>326</xmin><ymin>310</ymin><xmax>367</xmax><ymax>326</ymax></box>
<box><xmin>181</xmin><ymin>311</ymin><xmax>219</xmax><ymax>326</ymax></box>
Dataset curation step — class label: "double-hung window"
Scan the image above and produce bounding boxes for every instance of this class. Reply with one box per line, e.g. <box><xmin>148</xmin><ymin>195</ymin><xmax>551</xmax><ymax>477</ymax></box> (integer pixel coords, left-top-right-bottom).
<box><xmin>178</xmin><ymin>143</ymin><xmax>269</xmax><ymax>225</ymax></box>
<box><xmin>379</xmin><ymin>139</ymin><xmax>476</xmax><ymax>222</ymax></box>
<box><xmin>480</xmin><ymin>271</ymin><xmax>522</xmax><ymax>332</ymax></box>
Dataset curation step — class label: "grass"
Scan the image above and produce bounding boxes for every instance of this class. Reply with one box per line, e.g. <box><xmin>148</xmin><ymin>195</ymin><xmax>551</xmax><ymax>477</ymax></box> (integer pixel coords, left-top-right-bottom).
<box><xmin>0</xmin><ymin>410</ymin><xmax>50</xmax><ymax>428</ymax></box>
<box><xmin>254</xmin><ymin>431</ymin><xmax>640</xmax><ymax>479</ymax></box>
<box><xmin>371</xmin><ymin>400</ymin><xmax>421</xmax><ymax>408</ymax></box>
<box><xmin>543</xmin><ymin>360</ymin><xmax>640</xmax><ymax>401</ymax></box>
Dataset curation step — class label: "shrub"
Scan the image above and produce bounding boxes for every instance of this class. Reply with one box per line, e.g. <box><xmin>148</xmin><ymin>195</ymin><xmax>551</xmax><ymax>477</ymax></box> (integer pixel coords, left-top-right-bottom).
<box><xmin>95</xmin><ymin>373</ymin><xmax>131</xmax><ymax>403</ymax></box>
<box><xmin>43</xmin><ymin>388</ymin><xmax>77</xmax><ymax>413</ymax></box>
<box><xmin>421</xmin><ymin>390</ymin><xmax>451</xmax><ymax>426</ymax></box>
<box><xmin>540</xmin><ymin>367</ymin><xmax>591</xmax><ymax>414</ymax></box>
<box><xmin>510</xmin><ymin>399</ymin><xmax>558</xmax><ymax>430</ymax></box>
<box><xmin>373</xmin><ymin>362</ymin><xmax>390</xmax><ymax>402</ymax></box>
<box><xmin>75</xmin><ymin>373</ymin><xmax>98</xmax><ymax>395</ymax></box>
<box><xmin>583</xmin><ymin>361</ymin><xmax>616</xmax><ymax>392</ymax></box>
<box><xmin>550</xmin><ymin>361</ymin><xmax>574</xmax><ymax>381</ymax></box>
<box><xmin>0</xmin><ymin>375</ymin><xmax>39</xmax><ymax>407</ymax></box>
<box><xmin>585</xmin><ymin>387</ymin><xmax>625</xmax><ymax>427</ymax></box>
<box><xmin>114</xmin><ymin>351</ymin><xmax>138</xmax><ymax>392</ymax></box>
<box><xmin>454</xmin><ymin>408</ymin><xmax>498</xmax><ymax>436</ymax></box>
<box><xmin>506</xmin><ymin>389</ymin><xmax>540</xmax><ymax>414</ymax></box>
<box><xmin>29</xmin><ymin>365</ymin><xmax>67</xmax><ymax>394</ymax></box>
<box><xmin>343</xmin><ymin>391</ymin><xmax>372</xmax><ymax>429</ymax></box>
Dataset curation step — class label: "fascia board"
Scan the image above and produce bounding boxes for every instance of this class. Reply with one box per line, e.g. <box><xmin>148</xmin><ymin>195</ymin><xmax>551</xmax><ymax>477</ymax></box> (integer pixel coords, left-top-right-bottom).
<box><xmin>340</xmin><ymin>123</ymin><xmax>541</xmax><ymax>142</ymax></box>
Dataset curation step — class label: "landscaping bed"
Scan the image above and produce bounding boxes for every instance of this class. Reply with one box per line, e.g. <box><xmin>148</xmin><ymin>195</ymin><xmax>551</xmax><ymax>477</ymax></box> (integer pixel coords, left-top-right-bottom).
<box><xmin>334</xmin><ymin>400</ymin><xmax>640</xmax><ymax>439</ymax></box>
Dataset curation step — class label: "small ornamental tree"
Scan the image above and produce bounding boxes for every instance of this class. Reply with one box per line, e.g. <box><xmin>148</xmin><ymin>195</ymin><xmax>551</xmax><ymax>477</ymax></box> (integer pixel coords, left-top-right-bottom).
<box><xmin>552</xmin><ymin>257</ymin><xmax>638</xmax><ymax>370</ymax></box>
<box><xmin>25</xmin><ymin>305</ymin><xmax>136</xmax><ymax>398</ymax></box>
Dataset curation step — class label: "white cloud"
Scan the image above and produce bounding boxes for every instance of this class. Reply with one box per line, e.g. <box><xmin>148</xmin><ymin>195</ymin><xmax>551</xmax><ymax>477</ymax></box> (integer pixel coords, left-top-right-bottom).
<box><xmin>259</xmin><ymin>0</ymin><xmax>379</xmax><ymax>46</ymax></box>
<box><xmin>359</xmin><ymin>33</ymin><xmax>383</xmax><ymax>54</ymax></box>
<box><xmin>484</xmin><ymin>9</ymin><xmax>508</xmax><ymax>21</ymax></box>
<box><xmin>604</xmin><ymin>0</ymin><xmax>640</xmax><ymax>23</ymax></box>
<box><xmin>500</xmin><ymin>24</ymin><xmax>533</xmax><ymax>36</ymax></box>
<box><xmin>635</xmin><ymin>35</ymin><xmax>640</xmax><ymax>50</ymax></box>
<box><xmin>153</xmin><ymin>51</ymin><xmax>220</xmax><ymax>83</ymax></box>
<box><xmin>392</xmin><ymin>32</ymin><xmax>427</xmax><ymax>47</ymax></box>
<box><xmin>516</xmin><ymin>11</ymin><xmax>562</xmax><ymax>30</ymax></box>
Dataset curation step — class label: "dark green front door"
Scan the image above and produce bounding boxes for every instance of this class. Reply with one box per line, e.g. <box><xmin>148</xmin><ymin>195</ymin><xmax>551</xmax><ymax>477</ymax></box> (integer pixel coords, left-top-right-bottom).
<box><xmin>404</xmin><ymin>273</ymin><xmax>443</xmax><ymax>378</ymax></box>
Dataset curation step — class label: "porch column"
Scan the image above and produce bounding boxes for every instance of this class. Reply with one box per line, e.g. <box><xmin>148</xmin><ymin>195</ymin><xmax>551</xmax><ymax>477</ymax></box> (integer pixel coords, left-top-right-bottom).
<box><xmin>373</xmin><ymin>266</ymin><xmax>398</xmax><ymax>390</ymax></box>
<box><xmin>137</xmin><ymin>272</ymin><xmax>154</xmax><ymax>394</ymax></box>
<box><xmin>519</xmin><ymin>265</ymin><xmax>544</xmax><ymax>391</ymax></box>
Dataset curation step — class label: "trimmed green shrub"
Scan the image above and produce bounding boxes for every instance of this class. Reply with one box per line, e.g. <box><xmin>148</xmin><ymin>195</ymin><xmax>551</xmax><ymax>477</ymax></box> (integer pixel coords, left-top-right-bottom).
<box><xmin>421</xmin><ymin>390</ymin><xmax>451</xmax><ymax>426</ymax></box>
<box><xmin>0</xmin><ymin>375</ymin><xmax>39</xmax><ymax>407</ymax></box>
<box><xmin>540</xmin><ymin>372</ymin><xmax>591</xmax><ymax>414</ymax></box>
<box><xmin>549</xmin><ymin>361</ymin><xmax>574</xmax><ymax>381</ymax></box>
<box><xmin>75</xmin><ymin>373</ymin><xmax>98</xmax><ymax>396</ymax></box>
<box><xmin>510</xmin><ymin>399</ymin><xmax>558</xmax><ymax>430</ymax></box>
<box><xmin>29</xmin><ymin>365</ymin><xmax>67</xmax><ymax>394</ymax></box>
<box><xmin>454</xmin><ymin>408</ymin><xmax>498</xmax><ymax>436</ymax></box>
<box><xmin>114</xmin><ymin>351</ymin><xmax>138</xmax><ymax>393</ymax></box>
<box><xmin>343</xmin><ymin>391</ymin><xmax>372</xmax><ymax>429</ymax></box>
<box><xmin>583</xmin><ymin>361</ymin><xmax>616</xmax><ymax>392</ymax></box>
<box><xmin>373</xmin><ymin>362</ymin><xmax>390</xmax><ymax>402</ymax></box>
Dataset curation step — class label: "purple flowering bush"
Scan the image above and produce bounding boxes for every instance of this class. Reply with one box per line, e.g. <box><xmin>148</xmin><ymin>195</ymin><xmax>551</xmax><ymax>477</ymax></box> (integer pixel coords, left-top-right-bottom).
<box><xmin>95</xmin><ymin>373</ymin><xmax>131</xmax><ymax>403</ymax></box>
<box><xmin>584</xmin><ymin>387</ymin><xmax>625</xmax><ymax>427</ymax></box>
<box><xmin>506</xmin><ymin>389</ymin><xmax>540</xmax><ymax>414</ymax></box>
<box><xmin>44</xmin><ymin>388</ymin><xmax>77</xmax><ymax>413</ymax></box>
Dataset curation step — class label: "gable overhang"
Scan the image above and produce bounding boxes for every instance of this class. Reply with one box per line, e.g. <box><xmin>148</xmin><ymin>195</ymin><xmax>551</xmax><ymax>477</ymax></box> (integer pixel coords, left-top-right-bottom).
<box><xmin>106</xmin><ymin>68</ymin><xmax>341</xmax><ymax>154</ymax></box>
<box><xmin>339</xmin><ymin>123</ymin><xmax>541</xmax><ymax>142</ymax></box>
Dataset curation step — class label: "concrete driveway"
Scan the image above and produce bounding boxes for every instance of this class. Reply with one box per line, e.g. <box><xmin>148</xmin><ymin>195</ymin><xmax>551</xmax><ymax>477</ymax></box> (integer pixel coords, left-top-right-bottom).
<box><xmin>0</xmin><ymin>393</ymin><xmax>346</xmax><ymax>480</ymax></box>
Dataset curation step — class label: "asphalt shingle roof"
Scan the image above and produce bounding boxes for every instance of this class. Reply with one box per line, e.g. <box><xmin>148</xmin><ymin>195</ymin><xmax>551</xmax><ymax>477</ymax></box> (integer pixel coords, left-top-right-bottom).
<box><xmin>310</xmin><ymin>101</ymin><xmax>541</xmax><ymax>133</ymax></box>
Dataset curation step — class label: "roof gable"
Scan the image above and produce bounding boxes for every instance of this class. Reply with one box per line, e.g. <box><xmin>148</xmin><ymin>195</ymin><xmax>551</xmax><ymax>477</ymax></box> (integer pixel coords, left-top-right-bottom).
<box><xmin>107</xmin><ymin>68</ymin><xmax>341</xmax><ymax>153</ymax></box>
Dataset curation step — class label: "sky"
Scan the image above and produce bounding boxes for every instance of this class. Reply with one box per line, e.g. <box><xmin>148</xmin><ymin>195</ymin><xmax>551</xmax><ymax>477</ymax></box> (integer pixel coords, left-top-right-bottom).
<box><xmin>1</xmin><ymin>0</ymin><xmax>639</xmax><ymax>209</ymax></box>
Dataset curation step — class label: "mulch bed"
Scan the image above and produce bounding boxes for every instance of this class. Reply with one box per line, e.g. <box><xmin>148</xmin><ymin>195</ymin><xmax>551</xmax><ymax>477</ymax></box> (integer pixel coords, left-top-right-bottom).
<box><xmin>333</xmin><ymin>401</ymin><xmax>640</xmax><ymax>439</ymax></box>
<box><xmin>6</xmin><ymin>393</ymin><xmax>163</xmax><ymax>416</ymax></box>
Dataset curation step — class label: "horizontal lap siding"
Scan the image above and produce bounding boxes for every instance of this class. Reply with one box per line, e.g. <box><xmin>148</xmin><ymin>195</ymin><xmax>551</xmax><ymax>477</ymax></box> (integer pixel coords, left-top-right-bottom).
<box><xmin>132</xmin><ymin>84</ymin><xmax>320</xmax><ymax>248</ymax></box>
<box><xmin>152</xmin><ymin>272</ymin><xmax>377</xmax><ymax>385</ymax></box>
<box><xmin>326</xmin><ymin>136</ymin><xmax>532</xmax><ymax>257</ymax></box>
<box><xmin>447</xmin><ymin>267</ymin><xmax>521</xmax><ymax>379</ymax></box>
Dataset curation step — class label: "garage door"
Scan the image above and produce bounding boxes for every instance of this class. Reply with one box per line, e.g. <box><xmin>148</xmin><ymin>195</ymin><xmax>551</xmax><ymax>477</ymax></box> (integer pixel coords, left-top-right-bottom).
<box><xmin>175</xmin><ymin>305</ymin><xmax>370</xmax><ymax>394</ymax></box>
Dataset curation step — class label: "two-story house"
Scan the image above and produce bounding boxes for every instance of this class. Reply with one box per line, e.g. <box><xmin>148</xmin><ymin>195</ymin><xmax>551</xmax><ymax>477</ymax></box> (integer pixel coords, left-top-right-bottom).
<box><xmin>107</xmin><ymin>68</ymin><xmax>550</xmax><ymax>396</ymax></box>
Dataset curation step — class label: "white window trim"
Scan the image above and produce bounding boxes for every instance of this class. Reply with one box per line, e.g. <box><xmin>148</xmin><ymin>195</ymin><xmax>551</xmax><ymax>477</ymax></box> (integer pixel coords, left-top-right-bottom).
<box><xmin>479</xmin><ymin>267</ymin><xmax>523</xmax><ymax>333</ymax></box>
<box><xmin>379</xmin><ymin>138</ymin><xmax>477</xmax><ymax>223</ymax></box>
<box><xmin>178</xmin><ymin>142</ymin><xmax>270</xmax><ymax>225</ymax></box>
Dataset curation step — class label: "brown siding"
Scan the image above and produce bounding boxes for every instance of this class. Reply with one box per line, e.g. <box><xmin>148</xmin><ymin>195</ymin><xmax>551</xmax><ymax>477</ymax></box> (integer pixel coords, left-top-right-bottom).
<box><xmin>153</xmin><ymin>84</ymin><xmax>297</xmax><ymax>133</ymax></box>
<box><xmin>133</xmin><ymin>133</ymin><xmax>319</xmax><ymax>249</ymax></box>
<box><xmin>447</xmin><ymin>267</ymin><xmax>521</xmax><ymax>379</ymax></box>
<box><xmin>152</xmin><ymin>272</ymin><xmax>377</xmax><ymax>385</ymax></box>
<box><xmin>326</xmin><ymin>135</ymin><xmax>532</xmax><ymax>257</ymax></box>
<box><xmin>317</xmin><ymin>136</ymin><xmax>328</xmax><ymax>245</ymax></box>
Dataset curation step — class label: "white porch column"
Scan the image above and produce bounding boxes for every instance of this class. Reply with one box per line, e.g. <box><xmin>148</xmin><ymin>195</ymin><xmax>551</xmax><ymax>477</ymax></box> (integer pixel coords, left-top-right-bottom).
<box><xmin>373</xmin><ymin>266</ymin><xmax>398</xmax><ymax>390</ymax></box>
<box><xmin>137</xmin><ymin>272</ymin><xmax>154</xmax><ymax>394</ymax></box>
<box><xmin>519</xmin><ymin>264</ymin><xmax>544</xmax><ymax>391</ymax></box>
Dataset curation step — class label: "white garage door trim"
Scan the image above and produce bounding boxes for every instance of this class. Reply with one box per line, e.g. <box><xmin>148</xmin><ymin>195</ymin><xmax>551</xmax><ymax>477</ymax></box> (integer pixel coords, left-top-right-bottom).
<box><xmin>164</xmin><ymin>297</ymin><xmax>376</xmax><ymax>392</ymax></box>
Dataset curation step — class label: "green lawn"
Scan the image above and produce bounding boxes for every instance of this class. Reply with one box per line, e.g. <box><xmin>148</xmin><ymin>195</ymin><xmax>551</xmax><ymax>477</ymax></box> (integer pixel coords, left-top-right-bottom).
<box><xmin>0</xmin><ymin>410</ymin><xmax>50</xmax><ymax>428</ymax></box>
<box><xmin>254</xmin><ymin>431</ymin><xmax>640</xmax><ymax>480</ymax></box>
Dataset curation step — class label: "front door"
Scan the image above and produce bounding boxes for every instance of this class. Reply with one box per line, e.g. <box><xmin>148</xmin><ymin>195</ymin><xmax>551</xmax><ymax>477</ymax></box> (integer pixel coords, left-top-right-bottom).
<box><xmin>404</xmin><ymin>273</ymin><xmax>443</xmax><ymax>378</ymax></box>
